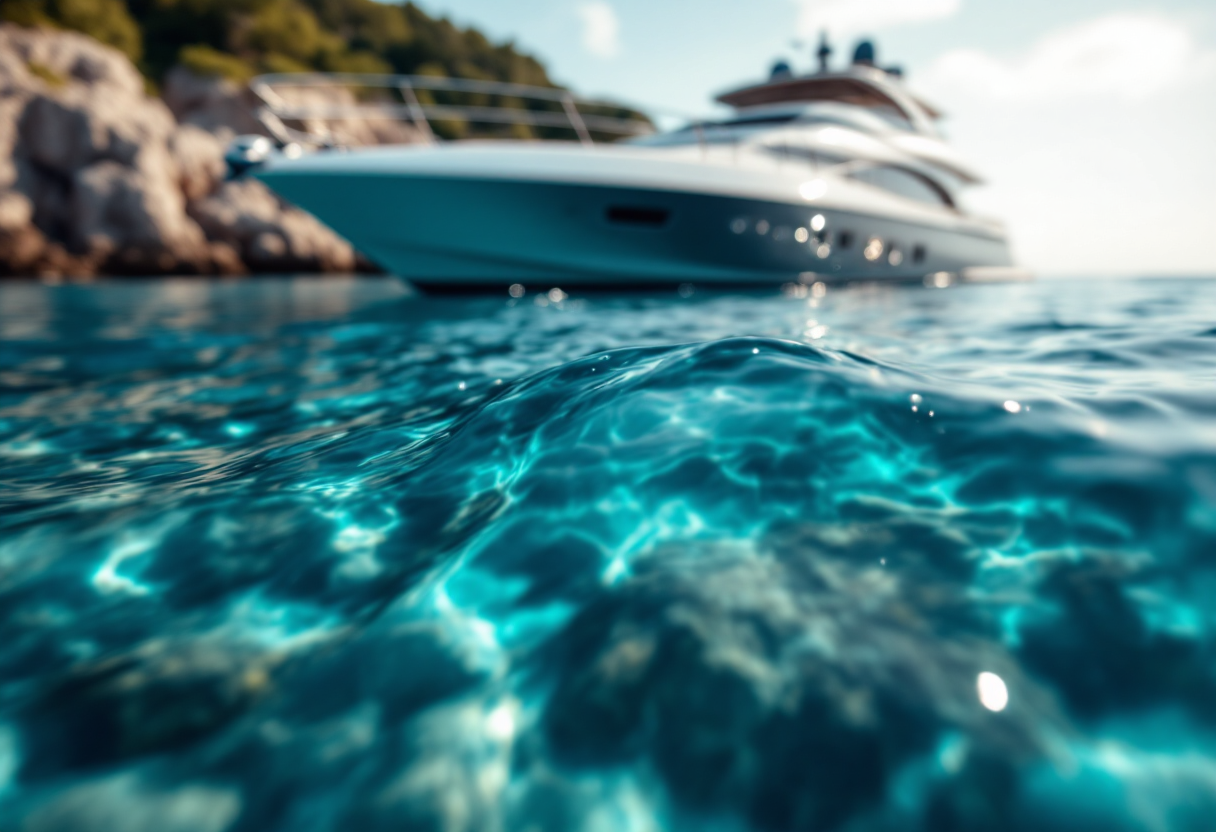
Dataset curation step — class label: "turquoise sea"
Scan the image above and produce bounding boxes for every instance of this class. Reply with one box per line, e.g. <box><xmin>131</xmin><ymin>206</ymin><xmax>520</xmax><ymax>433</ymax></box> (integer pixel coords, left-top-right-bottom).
<box><xmin>2</xmin><ymin>276</ymin><xmax>1215</xmax><ymax>831</ymax></box>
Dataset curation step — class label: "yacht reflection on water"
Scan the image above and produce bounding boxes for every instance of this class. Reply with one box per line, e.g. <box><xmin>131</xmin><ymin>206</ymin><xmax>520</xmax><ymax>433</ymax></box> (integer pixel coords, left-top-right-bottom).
<box><xmin>233</xmin><ymin>39</ymin><xmax>1028</xmax><ymax>291</ymax></box>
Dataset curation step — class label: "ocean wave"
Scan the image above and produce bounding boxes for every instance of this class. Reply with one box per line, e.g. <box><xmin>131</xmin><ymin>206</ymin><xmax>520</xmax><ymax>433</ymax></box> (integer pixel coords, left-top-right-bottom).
<box><xmin>2</xmin><ymin>280</ymin><xmax>1216</xmax><ymax>831</ymax></box>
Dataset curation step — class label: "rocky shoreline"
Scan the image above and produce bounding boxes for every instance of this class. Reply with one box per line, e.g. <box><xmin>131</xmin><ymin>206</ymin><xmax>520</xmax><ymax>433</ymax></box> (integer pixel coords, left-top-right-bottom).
<box><xmin>0</xmin><ymin>25</ymin><xmax>405</xmax><ymax>279</ymax></box>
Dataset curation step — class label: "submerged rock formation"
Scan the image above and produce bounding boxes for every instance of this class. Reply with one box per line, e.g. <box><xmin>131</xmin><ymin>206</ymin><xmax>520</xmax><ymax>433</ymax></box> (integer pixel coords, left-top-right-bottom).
<box><xmin>0</xmin><ymin>25</ymin><xmax>397</xmax><ymax>278</ymax></box>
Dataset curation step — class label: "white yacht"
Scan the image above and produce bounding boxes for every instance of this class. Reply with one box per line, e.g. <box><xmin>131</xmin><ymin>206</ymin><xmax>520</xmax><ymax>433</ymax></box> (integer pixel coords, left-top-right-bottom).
<box><xmin>236</xmin><ymin>42</ymin><xmax>1024</xmax><ymax>290</ymax></box>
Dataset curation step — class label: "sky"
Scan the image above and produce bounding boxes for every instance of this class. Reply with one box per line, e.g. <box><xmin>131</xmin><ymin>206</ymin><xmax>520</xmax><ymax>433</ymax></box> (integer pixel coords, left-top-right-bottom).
<box><xmin>413</xmin><ymin>0</ymin><xmax>1216</xmax><ymax>277</ymax></box>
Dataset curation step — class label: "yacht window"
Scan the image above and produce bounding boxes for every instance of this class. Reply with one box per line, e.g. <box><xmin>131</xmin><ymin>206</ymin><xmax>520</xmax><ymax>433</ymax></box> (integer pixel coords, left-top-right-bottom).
<box><xmin>606</xmin><ymin>206</ymin><xmax>670</xmax><ymax>227</ymax></box>
<box><xmin>719</xmin><ymin>114</ymin><xmax>800</xmax><ymax>127</ymax></box>
<box><xmin>846</xmin><ymin>165</ymin><xmax>953</xmax><ymax>207</ymax></box>
<box><xmin>663</xmin><ymin>113</ymin><xmax>800</xmax><ymax>134</ymax></box>
<box><xmin>630</xmin><ymin>130</ymin><xmax>763</xmax><ymax>148</ymax></box>
<box><xmin>790</xmin><ymin>104</ymin><xmax>899</xmax><ymax>135</ymax></box>
<box><xmin>760</xmin><ymin>145</ymin><xmax>850</xmax><ymax>169</ymax></box>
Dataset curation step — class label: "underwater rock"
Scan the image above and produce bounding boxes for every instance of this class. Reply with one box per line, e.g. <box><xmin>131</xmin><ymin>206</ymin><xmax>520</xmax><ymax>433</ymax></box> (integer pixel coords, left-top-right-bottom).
<box><xmin>17</xmin><ymin>772</ymin><xmax>241</xmax><ymax>832</ymax></box>
<box><xmin>1017</xmin><ymin>554</ymin><xmax>1216</xmax><ymax>725</ymax></box>
<box><xmin>19</xmin><ymin>638</ymin><xmax>280</xmax><ymax>778</ymax></box>
<box><xmin>336</xmin><ymin>699</ymin><xmax>512</xmax><ymax>832</ymax></box>
<box><xmin>541</xmin><ymin>526</ymin><xmax>1062</xmax><ymax>831</ymax></box>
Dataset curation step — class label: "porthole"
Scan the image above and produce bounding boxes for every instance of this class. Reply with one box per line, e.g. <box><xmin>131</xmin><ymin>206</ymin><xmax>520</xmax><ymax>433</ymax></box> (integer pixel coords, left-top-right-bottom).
<box><xmin>913</xmin><ymin>244</ymin><xmax>926</xmax><ymax>264</ymax></box>
<box><xmin>838</xmin><ymin>231</ymin><xmax>854</xmax><ymax>249</ymax></box>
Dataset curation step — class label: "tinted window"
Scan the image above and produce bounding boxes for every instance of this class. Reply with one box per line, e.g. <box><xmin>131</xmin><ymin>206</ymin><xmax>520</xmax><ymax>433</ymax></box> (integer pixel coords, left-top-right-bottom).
<box><xmin>719</xmin><ymin>114</ymin><xmax>800</xmax><ymax>127</ymax></box>
<box><xmin>847</xmin><ymin>166</ymin><xmax>952</xmax><ymax>207</ymax></box>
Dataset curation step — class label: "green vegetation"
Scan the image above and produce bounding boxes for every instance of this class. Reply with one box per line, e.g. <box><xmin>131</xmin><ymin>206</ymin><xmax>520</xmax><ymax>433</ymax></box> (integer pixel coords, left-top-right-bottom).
<box><xmin>177</xmin><ymin>43</ymin><xmax>255</xmax><ymax>81</ymax></box>
<box><xmin>2</xmin><ymin>0</ymin><xmax>648</xmax><ymax>139</ymax></box>
<box><xmin>4</xmin><ymin>0</ymin><xmax>142</xmax><ymax>61</ymax></box>
<box><xmin>25</xmin><ymin>59</ymin><xmax>68</xmax><ymax>87</ymax></box>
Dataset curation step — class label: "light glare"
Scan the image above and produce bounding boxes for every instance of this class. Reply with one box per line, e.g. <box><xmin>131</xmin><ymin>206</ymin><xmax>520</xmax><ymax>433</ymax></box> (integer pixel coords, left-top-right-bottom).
<box><xmin>977</xmin><ymin>672</ymin><xmax>1009</xmax><ymax>712</ymax></box>
<box><xmin>485</xmin><ymin>703</ymin><xmax>517</xmax><ymax>740</ymax></box>
<box><xmin>800</xmin><ymin>179</ymin><xmax>827</xmax><ymax>200</ymax></box>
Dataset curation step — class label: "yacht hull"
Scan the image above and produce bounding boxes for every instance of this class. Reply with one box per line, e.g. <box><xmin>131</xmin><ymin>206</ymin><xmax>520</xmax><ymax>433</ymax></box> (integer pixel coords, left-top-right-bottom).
<box><xmin>257</xmin><ymin>150</ymin><xmax>1014</xmax><ymax>288</ymax></box>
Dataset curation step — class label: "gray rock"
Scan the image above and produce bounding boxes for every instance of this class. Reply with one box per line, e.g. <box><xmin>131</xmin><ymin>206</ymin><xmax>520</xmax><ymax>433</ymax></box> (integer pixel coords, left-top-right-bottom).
<box><xmin>0</xmin><ymin>92</ymin><xmax>25</xmax><ymax>189</ymax></box>
<box><xmin>71</xmin><ymin>153</ymin><xmax>209</xmax><ymax>269</ymax></box>
<box><xmin>0</xmin><ymin>189</ymin><xmax>32</xmax><ymax>233</ymax></box>
<box><xmin>0</xmin><ymin>90</ymin><xmax>43</xmax><ymax>274</ymax></box>
<box><xmin>162</xmin><ymin>66</ymin><xmax>265</xmax><ymax>142</ymax></box>
<box><xmin>169</xmin><ymin>124</ymin><xmax>226</xmax><ymax>201</ymax></box>
<box><xmin>0</xmin><ymin>24</ymin><xmax>372</xmax><ymax>277</ymax></box>
<box><xmin>190</xmin><ymin>179</ymin><xmax>356</xmax><ymax>272</ymax></box>
<box><xmin>0</xmin><ymin>25</ymin><xmax>144</xmax><ymax>98</ymax></box>
<box><xmin>19</xmin><ymin>89</ymin><xmax>175</xmax><ymax>174</ymax></box>
<box><xmin>0</xmin><ymin>192</ymin><xmax>45</xmax><ymax>276</ymax></box>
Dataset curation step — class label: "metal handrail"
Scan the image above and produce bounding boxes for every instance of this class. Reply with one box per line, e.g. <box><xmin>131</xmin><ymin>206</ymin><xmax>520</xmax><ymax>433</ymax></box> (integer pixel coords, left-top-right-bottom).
<box><xmin>248</xmin><ymin>72</ymin><xmax>653</xmax><ymax>147</ymax></box>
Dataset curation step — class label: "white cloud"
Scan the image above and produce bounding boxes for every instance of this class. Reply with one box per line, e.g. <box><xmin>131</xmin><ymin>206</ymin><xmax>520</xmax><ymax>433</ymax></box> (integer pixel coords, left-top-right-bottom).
<box><xmin>924</xmin><ymin>14</ymin><xmax>1216</xmax><ymax>100</ymax></box>
<box><xmin>794</xmin><ymin>0</ymin><xmax>961</xmax><ymax>39</ymax></box>
<box><xmin>579</xmin><ymin>1</ymin><xmax>621</xmax><ymax>59</ymax></box>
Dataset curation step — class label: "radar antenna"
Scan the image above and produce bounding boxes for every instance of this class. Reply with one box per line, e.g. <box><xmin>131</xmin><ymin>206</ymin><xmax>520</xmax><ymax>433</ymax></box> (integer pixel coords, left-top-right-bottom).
<box><xmin>816</xmin><ymin>31</ymin><xmax>832</xmax><ymax>73</ymax></box>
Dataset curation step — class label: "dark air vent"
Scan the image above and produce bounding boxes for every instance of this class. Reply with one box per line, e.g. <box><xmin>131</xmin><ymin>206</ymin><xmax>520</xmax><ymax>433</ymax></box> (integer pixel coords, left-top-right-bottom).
<box><xmin>606</xmin><ymin>206</ymin><xmax>670</xmax><ymax>227</ymax></box>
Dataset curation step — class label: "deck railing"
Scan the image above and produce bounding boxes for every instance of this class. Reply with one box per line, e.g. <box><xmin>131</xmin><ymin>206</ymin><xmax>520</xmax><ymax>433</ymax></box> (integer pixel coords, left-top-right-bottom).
<box><xmin>248</xmin><ymin>73</ymin><xmax>655</xmax><ymax>147</ymax></box>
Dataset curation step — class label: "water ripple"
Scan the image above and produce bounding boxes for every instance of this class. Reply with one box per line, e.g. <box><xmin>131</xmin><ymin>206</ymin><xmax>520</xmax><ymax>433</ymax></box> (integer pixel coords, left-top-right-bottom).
<box><xmin>1</xmin><ymin>277</ymin><xmax>1215</xmax><ymax>831</ymax></box>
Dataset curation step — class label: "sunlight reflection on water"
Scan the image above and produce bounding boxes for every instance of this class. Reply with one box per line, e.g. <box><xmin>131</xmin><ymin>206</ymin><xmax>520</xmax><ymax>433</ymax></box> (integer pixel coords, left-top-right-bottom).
<box><xmin>2</xmin><ymin>276</ymin><xmax>1216</xmax><ymax>831</ymax></box>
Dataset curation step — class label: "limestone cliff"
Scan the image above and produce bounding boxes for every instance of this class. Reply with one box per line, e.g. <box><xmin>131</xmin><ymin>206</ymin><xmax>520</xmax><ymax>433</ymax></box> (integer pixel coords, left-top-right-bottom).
<box><xmin>0</xmin><ymin>25</ymin><xmax>401</xmax><ymax>278</ymax></box>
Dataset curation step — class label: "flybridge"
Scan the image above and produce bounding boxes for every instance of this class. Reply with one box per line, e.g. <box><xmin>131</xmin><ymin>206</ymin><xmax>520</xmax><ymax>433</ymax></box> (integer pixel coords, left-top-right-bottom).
<box><xmin>714</xmin><ymin>70</ymin><xmax>942</xmax><ymax>137</ymax></box>
<box><xmin>715</xmin><ymin>36</ymin><xmax>944</xmax><ymax>138</ymax></box>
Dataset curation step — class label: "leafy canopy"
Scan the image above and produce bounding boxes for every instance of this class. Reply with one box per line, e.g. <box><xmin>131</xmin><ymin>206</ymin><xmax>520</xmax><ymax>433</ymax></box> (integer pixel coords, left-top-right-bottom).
<box><xmin>2</xmin><ymin>0</ymin><xmax>558</xmax><ymax>89</ymax></box>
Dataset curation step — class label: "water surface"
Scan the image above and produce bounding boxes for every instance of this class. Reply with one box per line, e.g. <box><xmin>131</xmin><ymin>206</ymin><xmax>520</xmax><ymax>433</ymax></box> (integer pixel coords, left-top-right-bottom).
<box><xmin>2</xmin><ymin>276</ymin><xmax>1215</xmax><ymax>831</ymax></box>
